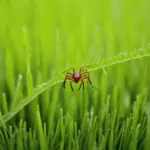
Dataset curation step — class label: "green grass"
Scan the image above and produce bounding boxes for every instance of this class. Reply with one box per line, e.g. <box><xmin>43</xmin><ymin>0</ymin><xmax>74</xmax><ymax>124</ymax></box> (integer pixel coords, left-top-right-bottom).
<box><xmin>0</xmin><ymin>0</ymin><xmax>150</xmax><ymax>150</ymax></box>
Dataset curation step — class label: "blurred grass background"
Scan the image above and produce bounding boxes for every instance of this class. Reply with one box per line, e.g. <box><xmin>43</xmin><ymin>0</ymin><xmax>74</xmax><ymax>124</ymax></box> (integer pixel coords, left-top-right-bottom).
<box><xmin>0</xmin><ymin>0</ymin><xmax>150</xmax><ymax>149</ymax></box>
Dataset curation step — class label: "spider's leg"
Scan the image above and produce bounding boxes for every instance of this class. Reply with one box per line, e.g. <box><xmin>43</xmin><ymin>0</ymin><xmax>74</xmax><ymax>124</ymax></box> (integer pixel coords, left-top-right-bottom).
<box><xmin>87</xmin><ymin>77</ymin><xmax>96</xmax><ymax>89</ymax></box>
<box><xmin>79</xmin><ymin>66</ymin><xmax>91</xmax><ymax>72</ymax></box>
<box><xmin>82</xmin><ymin>81</ymin><xmax>84</xmax><ymax>90</ymax></box>
<box><xmin>62</xmin><ymin>78</ymin><xmax>67</xmax><ymax>88</ymax></box>
<box><xmin>67</xmin><ymin>72</ymin><xmax>73</xmax><ymax>76</ymax></box>
<box><xmin>80</xmin><ymin>72</ymin><xmax>90</xmax><ymax>80</ymax></box>
<box><xmin>62</xmin><ymin>68</ymin><xmax>75</xmax><ymax>74</ymax></box>
<box><xmin>65</xmin><ymin>72</ymin><xmax>73</xmax><ymax>78</ymax></box>
<box><xmin>80</xmin><ymin>75</ymin><xmax>96</xmax><ymax>89</ymax></box>
<box><xmin>70</xmin><ymin>81</ymin><xmax>74</xmax><ymax>91</ymax></box>
<box><xmin>62</xmin><ymin>73</ymin><xmax>73</xmax><ymax>89</ymax></box>
<box><xmin>78</xmin><ymin>81</ymin><xmax>84</xmax><ymax>91</ymax></box>
<box><xmin>81</xmin><ymin>70</ymin><xmax>90</xmax><ymax>76</ymax></box>
<box><xmin>80</xmin><ymin>69</ymin><xmax>88</xmax><ymax>73</ymax></box>
<box><xmin>80</xmin><ymin>75</ymin><xmax>88</xmax><ymax>79</ymax></box>
<box><xmin>62</xmin><ymin>78</ymin><xmax>72</xmax><ymax>88</ymax></box>
<box><xmin>68</xmin><ymin>68</ymin><xmax>75</xmax><ymax>73</ymax></box>
<box><xmin>80</xmin><ymin>73</ymin><xmax>89</xmax><ymax>80</ymax></box>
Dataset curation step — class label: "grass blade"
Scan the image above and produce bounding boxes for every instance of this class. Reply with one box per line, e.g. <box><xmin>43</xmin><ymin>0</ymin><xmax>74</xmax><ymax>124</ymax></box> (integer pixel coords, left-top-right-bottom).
<box><xmin>2</xmin><ymin>47</ymin><xmax>150</xmax><ymax>122</ymax></box>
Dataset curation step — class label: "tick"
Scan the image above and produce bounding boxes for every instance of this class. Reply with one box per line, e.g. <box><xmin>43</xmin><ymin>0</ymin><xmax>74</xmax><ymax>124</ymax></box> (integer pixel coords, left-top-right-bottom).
<box><xmin>62</xmin><ymin>66</ymin><xmax>95</xmax><ymax>91</ymax></box>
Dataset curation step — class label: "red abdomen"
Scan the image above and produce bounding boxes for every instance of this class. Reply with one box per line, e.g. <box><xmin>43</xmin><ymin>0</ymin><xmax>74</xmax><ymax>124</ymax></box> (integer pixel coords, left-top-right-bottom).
<box><xmin>73</xmin><ymin>72</ymin><xmax>81</xmax><ymax>83</ymax></box>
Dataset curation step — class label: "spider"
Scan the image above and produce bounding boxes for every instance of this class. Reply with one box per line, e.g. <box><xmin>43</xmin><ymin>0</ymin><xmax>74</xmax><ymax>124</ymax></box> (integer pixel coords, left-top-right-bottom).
<box><xmin>62</xmin><ymin>66</ymin><xmax>95</xmax><ymax>91</ymax></box>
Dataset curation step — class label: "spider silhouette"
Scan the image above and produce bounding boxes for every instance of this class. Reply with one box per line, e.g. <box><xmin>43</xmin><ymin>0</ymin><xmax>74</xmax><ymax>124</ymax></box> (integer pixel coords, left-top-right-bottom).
<box><xmin>62</xmin><ymin>66</ymin><xmax>96</xmax><ymax>91</ymax></box>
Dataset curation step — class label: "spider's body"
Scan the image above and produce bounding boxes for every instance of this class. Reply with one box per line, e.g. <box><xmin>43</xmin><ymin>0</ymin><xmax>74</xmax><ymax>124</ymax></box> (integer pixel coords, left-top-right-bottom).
<box><xmin>73</xmin><ymin>72</ymin><xmax>81</xmax><ymax>83</ymax></box>
<box><xmin>62</xmin><ymin>66</ymin><xmax>95</xmax><ymax>91</ymax></box>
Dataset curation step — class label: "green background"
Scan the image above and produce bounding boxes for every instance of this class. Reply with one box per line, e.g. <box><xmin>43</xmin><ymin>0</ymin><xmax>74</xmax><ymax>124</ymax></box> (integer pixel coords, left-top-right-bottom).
<box><xmin>0</xmin><ymin>0</ymin><xmax>150</xmax><ymax>149</ymax></box>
